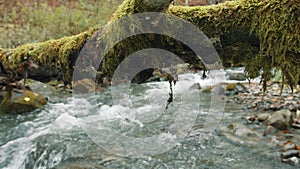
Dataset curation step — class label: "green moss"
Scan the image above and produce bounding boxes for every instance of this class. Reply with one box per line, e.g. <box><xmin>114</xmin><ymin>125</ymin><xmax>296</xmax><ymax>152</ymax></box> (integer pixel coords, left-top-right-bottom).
<box><xmin>112</xmin><ymin>0</ymin><xmax>171</xmax><ymax>20</ymax></box>
<box><xmin>111</xmin><ymin>0</ymin><xmax>138</xmax><ymax>19</ymax></box>
<box><xmin>14</xmin><ymin>90</ymin><xmax>47</xmax><ymax>106</ymax></box>
<box><xmin>0</xmin><ymin>48</ymin><xmax>5</xmax><ymax>61</ymax></box>
<box><xmin>225</xmin><ymin>83</ymin><xmax>236</xmax><ymax>91</ymax></box>
<box><xmin>168</xmin><ymin>0</ymin><xmax>300</xmax><ymax>88</ymax></box>
<box><xmin>101</xmin><ymin>0</ymin><xmax>300</xmax><ymax>88</ymax></box>
<box><xmin>202</xmin><ymin>86</ymin><xmax>212</xmax><ymax>93</ymax></box>
<box><xmin>0</xmin><ymin>90</ymin><xmax>47</xmax><ymax>114</ymax></box>
<box><xmin>0</xmin><ymin>31</ymin><xmax>91</xmax><ymax>81</ymax></box>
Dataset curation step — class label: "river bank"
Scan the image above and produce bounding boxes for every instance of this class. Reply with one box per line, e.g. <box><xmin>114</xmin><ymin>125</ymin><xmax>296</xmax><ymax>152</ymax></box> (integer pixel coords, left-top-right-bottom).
<box><xmin>229</xmin><ymin>82</ymin><xmax>300</xmax><ymax>112</ymax></box>
<box><xmin>223</xmin><ymin>80</ymin><xmax>300</xmax><ymax>166</ymax></box>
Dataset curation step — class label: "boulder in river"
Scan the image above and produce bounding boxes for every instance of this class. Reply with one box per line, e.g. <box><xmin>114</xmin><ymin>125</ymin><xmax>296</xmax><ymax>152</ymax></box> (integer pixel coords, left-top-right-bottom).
<box><xmin>0</xmin><ymin>89</ymin><xmax>47</xmax><ymax>114</ymax></box>
<box><xmin>257</xmin><ymin>113</ymin><xmax>270</xmax><ymax>122</ymax></box>
<box><xmin>221</xmin><ymin>122</ymin><xmax>260</xmax><ymax>145</ymax></box>
<box><xmin>227</xmin><ymin>122</ymin><xmax>257</xmax><ymax>137</ymax></box>
<box><xmin>72</xmin><ymin>78</ymin><xmax>103</xmax><ymax>93</ymax></box>
<box><xmin>226</xmin><ymin>71</ymin><xmax>247</xmax><ymax>81</ymax></box>
<box><xmin>263</xmin><ymin>109</ymin><xmax>294</xmax><ymax>136</ymax></box>
<box><xmin>189</xmin><ymin>83</ymin><xmax>201</xmax><ymax>90</ymax></box>
<box><xmin>265</xmin><ymin>109</ymin><xmax>294</xmax><ymax>130</ymax></box>
<box><xmin>20</xmin><ymin>79</ymin><xmax>56</xmax><ymax>97</ymax></box>
<box><xmin>282</xmin><ymin>156</ymin><xmax>299</xmax><ymax>165</ymax></box>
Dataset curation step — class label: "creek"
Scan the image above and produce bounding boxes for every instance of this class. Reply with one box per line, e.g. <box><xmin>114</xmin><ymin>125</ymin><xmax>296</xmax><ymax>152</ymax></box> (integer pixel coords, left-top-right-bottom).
<box><xmin>0</xmin><ymin>70</ymin><xmax>297</xmax><ymax>169</ymax></box>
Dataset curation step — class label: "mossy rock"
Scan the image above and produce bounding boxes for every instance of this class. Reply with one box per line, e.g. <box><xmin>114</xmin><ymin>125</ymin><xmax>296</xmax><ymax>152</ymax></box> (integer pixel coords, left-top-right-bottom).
<box><xmin>0</xmin><ymin>90</ymin><xmax>47</xmax><ymax>114</ymax></box>
<box><xmin>225</xmin><ymin>83</ymin><xmax>236</xmax><ymax>91</ymax></box>
<box><xmin>225</xmin><ymin>82</ymin><xmax>246</xmax><ymax>91</ymax></box>
<box><xmin>47</xmin><ymin>80</ymin><xmax>60</xmax><ymax>87</ymax></box>
<box><xmin>201</xmin><ymin>86</ymin><xmax>212</xmax><ymax>93</ymax></box>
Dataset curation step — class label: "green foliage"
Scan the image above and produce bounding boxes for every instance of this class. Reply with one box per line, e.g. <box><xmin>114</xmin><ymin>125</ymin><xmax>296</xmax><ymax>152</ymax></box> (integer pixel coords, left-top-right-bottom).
<box><xmin>0</xmin><ymin>0</ymin><xmax>123</xmax><ymax>48</ymax></box>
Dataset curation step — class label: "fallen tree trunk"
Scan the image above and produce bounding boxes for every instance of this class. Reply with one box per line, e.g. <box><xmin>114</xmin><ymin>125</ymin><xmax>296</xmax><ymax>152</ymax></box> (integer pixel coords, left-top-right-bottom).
<box><xmin>168</xmin><ymin>0</ymin><xmax>300</xmax><ymax>87</ymax></box>
<box><xmin>0</xmin><ymin>0</ymin><xmax>299</xmax><ymax>87</ymax></box>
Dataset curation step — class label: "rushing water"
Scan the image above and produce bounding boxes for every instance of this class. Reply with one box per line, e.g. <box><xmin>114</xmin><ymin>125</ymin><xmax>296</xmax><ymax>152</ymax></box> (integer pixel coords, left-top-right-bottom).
<box><xmin>0</xmin><ymin>70</ymin><xmax>297</xmax><ymax>169</ymax></box>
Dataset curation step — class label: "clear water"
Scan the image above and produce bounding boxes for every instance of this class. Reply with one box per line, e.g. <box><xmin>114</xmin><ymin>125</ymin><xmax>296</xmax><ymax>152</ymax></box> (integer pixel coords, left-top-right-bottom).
<box><xmin>0</xmin><ymin>70</ymin><xmax>297</xmax><ymax>169</ymax></box>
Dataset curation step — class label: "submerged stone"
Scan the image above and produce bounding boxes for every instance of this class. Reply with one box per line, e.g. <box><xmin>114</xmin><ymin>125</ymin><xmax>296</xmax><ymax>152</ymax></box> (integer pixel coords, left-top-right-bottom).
<box><xmin>227</xmin><ymin>122</ymin><xmax>257</xmax><ymax>137</ymax></box>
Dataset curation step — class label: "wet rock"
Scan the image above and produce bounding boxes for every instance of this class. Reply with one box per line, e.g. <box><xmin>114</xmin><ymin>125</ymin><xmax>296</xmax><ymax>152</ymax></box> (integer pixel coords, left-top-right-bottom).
<box><xmin>211</xmin><ymin>85</ymin><xmax>225</xmax><ymax>95</ymax></box>
<box><xmin>227</xmin><ymin>123</ymin><xmax>257</xmax><ymax>137</ymax></box>
<box><xmin>189</xmin><ymin>83</ymin><xmax>201</xmax><ymax>90</ymax></box>
<box><xmin>296</xmin><ymin>110</ymin><xmax>300</xmax><ymax>120</ymax></box>
<box><xmin>226</xmin><ymin>71</ymin><xmax>246</xmax><ymax>81</ymax></box>
<box><xmin>0</xmin><ymin>89</ymin><xmax>47</xmax><ymax>114</ymax></box>
<box><xmin>222</xmin><ymin>122</ymin><xmax>260</xmax><ymax>145</ymax></box>
<box><xmin>47</xmin><ymin>80</ymin><xmax>60</xmax><ymax>87</ymax></box>
<box><xmin>284</xmin><ymin>133</ymin><xmax>294</xmax><ymax>139</ymax></box>
<box><xmin>147</xmin><ymin>69</ymin><xmax>168</xmax><ymax>82</ymax></box>
<box><xmin>22</xmin><ymin>79</ymin><xmax>56</xmax><ymax>97</ymax></box>
<box><xmin>292</xmin><ymin>124</ymin><xmax>300</xmax><ymax>129</ymax></box>
<box><xmin>225</xmin><ymin>83</ymin><xmax>236</xmax><ymax>91</ymax></box>
<box><xmin>73</xmin><ymin>78</ymin><xmax>103</xmax><ymax>93</ymax></box>
<box><xmin>282</xmin><ymin>157</ymin><xmax>299</xmax><ymax>165</ymax></box>
<box><xmin>201</xmin><ymin>86</ymin><xmax>212</xmax><ymax>93</ymax></box>
<box><xmin>282</xmin><ymin>141</ymin><xmax>296</xmax><ymax>151</ymax></box>
<box><xmin>201</xmin><ymin>82</ymin><xmax>248</xmax><ymax>96</ymax></box>
<box><xmin>281</xmin><ymin>150</ymin><xmax>299</xmax><ymax>159</ymax></box>
<box><xmin>102</xmin><ymin>77</ymin><xmax>111</xmax><ymax>87</ymax></box>
<box><xmin>0</xmin><ymin>76</ymin><xmax>9</xmax><ymax>85</ymax></box>
<box><xmin>269</xmin><ymin>104</ymin><xmax>281</xmax><ymax>111</ymax></box>
<box><xmin>262</xmin><ymin>125</ymin><xmax>278</xmax><ymax>136</ymax></box>
<box><xmin>245</xmin><ymin>115</ymin><xmax>257</xmax><ymax>123</ymax></box>
<box><xmin>257</xmin><ymin>113</ymin><xmax>270</xmax><ymax>122</ymax></box>
<box><xmin>175</xmin><ymin>63</ymin><xmax>189</xmax><ymax>74</ymax></box>
<box><xmin>224</xmin><ymin>83</ymin><xmax>248</xmax><ymax>96</ymax></box>
<box><xmin>235</xmin><ymin>84</ymin><xmax>247</xmax><ymax>93</ymax></box>
<box><xmin>265</xmin><ymin>109</ymin><xmax>293</xmax><ymax>130</ymax></box>
<box><xmin>229</xmin><ymin>82</ymin><xmax>300</xmax><ymax>111</ymax></box>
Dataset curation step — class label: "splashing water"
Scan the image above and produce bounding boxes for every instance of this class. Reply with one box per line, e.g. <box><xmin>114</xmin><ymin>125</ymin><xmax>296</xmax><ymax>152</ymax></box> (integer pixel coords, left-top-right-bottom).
<box><xmin>0</xmin><ymin>70</ymin><xmax>296</xmax><ymax>169</ymax></box>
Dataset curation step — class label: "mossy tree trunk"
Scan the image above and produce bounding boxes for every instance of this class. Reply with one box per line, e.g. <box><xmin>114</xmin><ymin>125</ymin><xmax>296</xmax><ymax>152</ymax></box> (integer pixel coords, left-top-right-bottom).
<box><xmin>0</xmin><ymin>0</ymin><xmax>299</xmax><ymax>88</ymax></box>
